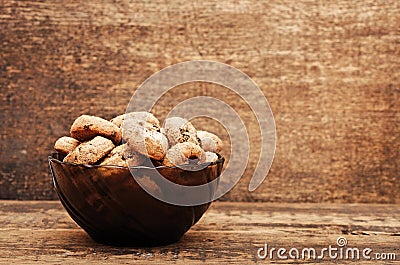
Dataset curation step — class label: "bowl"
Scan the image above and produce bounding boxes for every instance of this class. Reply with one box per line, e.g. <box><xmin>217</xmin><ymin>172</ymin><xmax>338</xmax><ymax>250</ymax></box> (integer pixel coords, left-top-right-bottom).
<box><xmin>49</xmin><ymin>153</ymin><xmax>224</xmax><ymax>246</ymax></box>
<box><xmin>48</xmin><ymin>153</ymin><xmax>224</xmax><ymax>246</ymax></box>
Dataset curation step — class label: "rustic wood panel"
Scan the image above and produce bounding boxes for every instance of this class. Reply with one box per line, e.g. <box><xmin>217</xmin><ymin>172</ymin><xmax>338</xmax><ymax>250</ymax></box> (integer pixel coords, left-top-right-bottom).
<box><xmin>1</xmin><ymin>0</ymin><xmax>399</xmax><ymax>201</ymax></box>
<box><xmin>0</xmin><ymin>201</ymin><xmax>399</xmax><ymax>264</ymax></box>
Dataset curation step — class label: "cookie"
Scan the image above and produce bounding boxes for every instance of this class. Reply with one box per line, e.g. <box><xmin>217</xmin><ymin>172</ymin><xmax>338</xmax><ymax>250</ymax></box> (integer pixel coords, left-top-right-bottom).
<box><xmin>99</xmin><ymin>144</ymin><xmax>145</xmax><ymax>167</ymax></box>
<box><xmin>110</xmin><ymin>114</ymin><xmax>125</xmax><ymax>127</ymax></box>
<box><xmin>204</xmin><ymin>151</ymin><xmax>218</xmax><ymax>163</ymax></box>
<box><xmin>111</xmin><ymin>112</ymin><xmax>160</xmax><ymax>131</ymax></box>
<box><xmin>70</xmin><ymin>115</ymin><xmax>122</xmax><ymax>144</ymax></box>
<box><xmin>163</xmin><ymin>117</ymin><xmax>200</xmax><ymax>147</ymax></box>
<box><xmin>54</xmin><ymin>136</ymin><xmax>80</xmax><ymax>155</ymax></box>
<box><xmin>197</xmin><ymin>130</ymin><xmax>223</xmax><ymax>153</ymax></box>
<box><xmin>162</xmin><ymin>142</ymin><xmax>206</xmax><ymax>167</ymax></box>
<box><xmin>63</xmin><ymin>136</ymin><xmax>115</xmax><ymax>164</ymax></box>
<box><xmin>123</xmin><ymin>118</ymin><xmax>169</xmax><ymax>161</ymax></box>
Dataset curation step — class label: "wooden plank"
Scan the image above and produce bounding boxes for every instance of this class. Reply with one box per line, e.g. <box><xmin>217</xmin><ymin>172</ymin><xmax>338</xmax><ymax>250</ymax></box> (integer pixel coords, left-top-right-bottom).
<box><xmin>1</xmin><ymin>0</ymin><xmax>400</xmax><ymax>202</ymax></box>
<box><xmin>0</xmin><ymin>201</ymin><xmax>398</xmax><ymax>264</ymax></box>
<box><xmin>1</xmin><ymin>201</ymin><xmax>400</xmax><ymax>232</ymax></box>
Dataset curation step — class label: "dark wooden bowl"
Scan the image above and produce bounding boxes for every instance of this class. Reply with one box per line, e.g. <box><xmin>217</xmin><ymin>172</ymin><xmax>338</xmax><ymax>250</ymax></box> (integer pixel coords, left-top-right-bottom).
<box><xmin>48</xmin><ymin>153</ymin><xmax>224</xmax><ymax>247</ymax></box>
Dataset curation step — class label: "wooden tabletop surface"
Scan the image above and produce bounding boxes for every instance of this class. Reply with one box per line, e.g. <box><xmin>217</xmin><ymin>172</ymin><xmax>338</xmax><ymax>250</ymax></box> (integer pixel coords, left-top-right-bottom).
<box><xmin>0</xmin><ymin>200</ymin><xmax>398</xmax><ymax>264</ymax></box>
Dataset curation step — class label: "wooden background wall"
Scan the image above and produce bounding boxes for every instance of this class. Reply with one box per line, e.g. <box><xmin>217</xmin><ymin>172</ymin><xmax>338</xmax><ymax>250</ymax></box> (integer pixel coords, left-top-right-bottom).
<box><xmin>1</xmin><ymin>0</ymin><xmax>399</xmax><ymax>202</ymax></box>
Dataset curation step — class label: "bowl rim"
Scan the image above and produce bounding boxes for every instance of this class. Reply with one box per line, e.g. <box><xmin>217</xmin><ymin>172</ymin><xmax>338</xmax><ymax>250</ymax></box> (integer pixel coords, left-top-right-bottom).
<box><xmin>48</xmin><ymin>152</ymin><xmax>225</xmax><ymax>170</ymax></box>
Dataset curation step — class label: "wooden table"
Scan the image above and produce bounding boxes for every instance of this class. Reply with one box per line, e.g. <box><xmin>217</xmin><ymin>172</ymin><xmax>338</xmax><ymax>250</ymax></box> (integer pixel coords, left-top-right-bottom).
<box><xmin>0</xmin><ymin>201</ymin><xmax>398</xmax><ymax>264</ymax></box>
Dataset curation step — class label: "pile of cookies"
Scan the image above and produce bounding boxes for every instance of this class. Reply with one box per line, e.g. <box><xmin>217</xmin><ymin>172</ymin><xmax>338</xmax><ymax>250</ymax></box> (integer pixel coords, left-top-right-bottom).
<box><xmin>54</xmin><ymin>112</ymin><xmax>223</xmax><ymax>168</ymax></box>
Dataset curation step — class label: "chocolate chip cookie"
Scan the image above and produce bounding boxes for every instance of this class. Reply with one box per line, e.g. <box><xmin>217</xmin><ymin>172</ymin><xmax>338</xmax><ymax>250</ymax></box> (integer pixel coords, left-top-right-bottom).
<box><xmin>123</xmin><ymin>118</ymin><xmax>169</xmax><ymax>161</ymax></box>
<box><xmin>197</xmin><ymin>130</ymin><xmax>223</xmax><ymax>153</ymax></box>
<box><xmin>162</xmin><ymin>142</ymin><xmax>206</xmax><ymax>167</ymax></box>
<box><xmin>70</xmin><ymin>115</ymin><xmax>122</xmax><ymax>144</ymax></box>
<box><xmin>100</xmin><ymin>144</ymin><xmax>145</xmax><ymax>167</ymax></box>
<box><xmin>63</xmin><ymin>136</ymin><xmax>115</xmax><ymax>164</ymax></box>
<box><xmin>163</xmin><ymin>117</ymin><xmax>200</xmax><ymax>147</ymax></box>
<box><xmin>54</xmin><ymin>136</ymin><xmax>80</xmax><ymax>155</ymax></box>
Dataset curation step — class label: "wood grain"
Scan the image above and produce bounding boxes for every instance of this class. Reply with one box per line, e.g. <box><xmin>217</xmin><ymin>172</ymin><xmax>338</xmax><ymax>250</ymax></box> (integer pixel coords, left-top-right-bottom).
<box><xmin>0</xmin><ymin>201</ymin><xmax>399</xmax><ymax>264</ymax></box>
<box><xmin>1</xmin><ymin>0</ymin><xmax>400</xmax><ymax>201</ymax></box>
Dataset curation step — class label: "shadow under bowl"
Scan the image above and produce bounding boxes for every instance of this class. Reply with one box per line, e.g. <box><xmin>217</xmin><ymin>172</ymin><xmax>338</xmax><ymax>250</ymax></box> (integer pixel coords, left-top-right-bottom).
<box><xmin>48</xmin><ymin>153</ymin><xmax>224</xmax><ymax>247</ymax></box>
